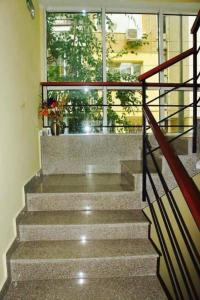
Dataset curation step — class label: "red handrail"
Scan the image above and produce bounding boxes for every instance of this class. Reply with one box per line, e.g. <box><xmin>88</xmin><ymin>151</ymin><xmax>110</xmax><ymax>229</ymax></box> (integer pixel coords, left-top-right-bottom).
<box><xmin>41</xmin><ymin>81</ymin><xmax>198</xmax><ymax>88</ymax></box>
<box><xmin>191</xmin><ymin>10</ymin><xmax>200</xmax><ymax>34</ymax></box>
<box><xmin>144</xmin><ymin>104</ymin><xmax>200</xmax><ymax>229</ymax></box>
<box><xmin>138</xmin><ymin>48</ymin><xmax>194</xmax><ymax>81</ymax></box>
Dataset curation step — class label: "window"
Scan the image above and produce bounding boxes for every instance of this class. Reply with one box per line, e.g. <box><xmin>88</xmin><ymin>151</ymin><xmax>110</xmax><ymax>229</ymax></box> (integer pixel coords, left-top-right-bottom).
<box><xmin>45</xmin><ymin>11</ymin><xmax>196</xmax><ymax>134</ymax></box>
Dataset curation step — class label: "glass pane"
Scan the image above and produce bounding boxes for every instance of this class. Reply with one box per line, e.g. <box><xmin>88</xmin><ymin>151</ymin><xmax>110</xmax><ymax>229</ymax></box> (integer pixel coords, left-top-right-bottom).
<box><xmin>163</xmin><ymin>15</ymin><xmax>196</xmax><ymax>83</ymax></box>
<box><xmin>47</xmin><ymin>12</ymin><xmax>102</xmax><ymax>82</ymax></box>
<box><xmin>164</xmin><ymin>90</ymin><xmax>193</xmax><ymax>134</ymax></box>
<box><xmin>106</xmin><ymin>13</ymin><xmax>158</xmax><ymax>82</ymax></box>
<box><xmin>45</xmin><ymin>89</ymin><xmax>103</xmax><ymax>134</ymax></box>
<box><xmin>106</xmin><ymin>89</ymin><xmax>142</xmax><ymax>133</ymax></box>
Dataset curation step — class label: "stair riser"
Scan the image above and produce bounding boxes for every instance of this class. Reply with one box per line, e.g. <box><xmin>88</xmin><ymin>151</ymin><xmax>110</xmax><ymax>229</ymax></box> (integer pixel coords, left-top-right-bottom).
<box><xmin>19</xmin><ymin>224</ymin><xmax>148</xmax><ymax>241</ymax></box>
<box><xmin>27</xmin><ymin>192</ymin><xmax>141</xmax><ymax>211</ymax></box>
<box><xmin>11</xmin><ymin>256</ymin><xmax>157</xmax><ymax>281</ymax></box>
<box><xmin>121</xmin><ymin>165</ymin><xmax>135</xmax><ymax>187</ymax></box>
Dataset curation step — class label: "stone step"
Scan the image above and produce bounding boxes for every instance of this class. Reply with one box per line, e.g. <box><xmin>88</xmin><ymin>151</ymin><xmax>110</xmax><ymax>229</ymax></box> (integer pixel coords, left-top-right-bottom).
<box><xmin>4</xmin><ymin>276</ymin><xmax>167</xmax><ymax>299</ymax></box>
<box><xmin>149</xmin><ymin>135</ymin><xmax>192</xmax><ymax>156</ymax></box>
<box><xmin>27</xmin><ymin>191</ymin><xmax>141</xmax><ymax>211</ymax></box>
<box><xmin>10</xmin><ymin>239</ymin><xmax>158</xmax><ymax>281</ymax></box>
<box><xmin>121</xmin><ymin>160</ymin><xmax>161</xmax><ymax>191</ymax></box>
<box><xmin>18</xmin><ymin>210</ymin><xmax>148</xmax><ymax>241</ymax></box>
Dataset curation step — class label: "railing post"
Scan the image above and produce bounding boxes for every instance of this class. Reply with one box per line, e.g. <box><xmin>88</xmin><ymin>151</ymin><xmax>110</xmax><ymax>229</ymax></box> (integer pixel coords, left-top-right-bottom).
<box><xmin>192</xmin><ymin>31</ymin><xmax>197</xmax><ymax>153</ymax></box>
<box><xmin>142</xmin><ymin>80</ymin><xmax>147</xmax><ymax>201</ymax></box>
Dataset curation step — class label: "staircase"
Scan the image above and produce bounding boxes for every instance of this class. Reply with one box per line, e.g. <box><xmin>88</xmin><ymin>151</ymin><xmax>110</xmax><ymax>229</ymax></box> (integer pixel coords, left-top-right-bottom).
<box><xmin>4</xmin><ymin>172</ymin><xmax>166</xmax><ymax>299</ymax></box>
<box><xmin>121</xmin><ymin>136</ymin><xmax>198</xmax><ymax>198</ymax></box>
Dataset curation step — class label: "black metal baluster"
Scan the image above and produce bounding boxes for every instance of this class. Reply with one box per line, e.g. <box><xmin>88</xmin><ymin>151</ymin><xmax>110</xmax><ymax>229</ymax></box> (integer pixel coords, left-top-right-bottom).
<box><xmin>142</xmin><ymin>80</ymin><xmax>147</xmax><ymax>201</ymax></box>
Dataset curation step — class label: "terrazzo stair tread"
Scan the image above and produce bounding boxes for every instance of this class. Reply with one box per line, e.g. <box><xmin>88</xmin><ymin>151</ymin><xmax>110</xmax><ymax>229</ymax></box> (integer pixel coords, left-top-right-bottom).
<box><xmin>18</xmin><ymin>210</ymin><xmax>149</xmax><ymax>240</ymax></box>
<box><xmin>166</xmin><ymin>136</ymin><xmax>191</xmax><ymax>155</ymax></box>
<box><xmin>10</xmin><ymin>240</ymin><xmax>158</xmax><ymax>280</ymax></box>
<box><xmin>4</xmin><ymin>276</ymin><xmax>167</xmax><ymax>300</ymax></box>
<box><xmin>27</xmin><ymin>191</ymin><xmax>141</xmax><ymax>211</ymax></box>
<box><xmin>149</xmin><ymin>135</ymin><xmax>191</xmax><ymax>155</ymax></box>
<box><xmin>19</xmin><ymin>210</ymin><xmax>147</xmax><ymax>225</ymax></box>
<box><xmin>26</xmin><ymin>174</ymin><xmax>134</xmax><ymax>193</ymax></box>
<box><xmin>121</xmin><ymin>159</ymin><xmax>162</xmax><ymax>175</ymax></box>
<box><xmin>11</xmin><ymin>239</ymin><xmax>158</xmax><ymax>260</ymax></box>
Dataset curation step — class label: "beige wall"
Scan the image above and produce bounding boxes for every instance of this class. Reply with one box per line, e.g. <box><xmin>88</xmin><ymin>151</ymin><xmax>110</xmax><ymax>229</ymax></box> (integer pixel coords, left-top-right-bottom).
<box><xmin>143</xmin><ymin>173</ymin><xmax>200</xmax><ymax>299</ymax></box>
<box><xmin>0</xmin><ymin>0</ymin><xmax>41</xmax><ymax>289</ymax></box>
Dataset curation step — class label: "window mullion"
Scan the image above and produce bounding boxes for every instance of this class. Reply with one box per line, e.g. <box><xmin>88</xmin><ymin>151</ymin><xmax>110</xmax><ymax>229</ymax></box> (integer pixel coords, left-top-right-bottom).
<box><xmin>102</xmin><ymin>7</ymin><xmax>108</xmax><ymax>133</ymax></box>
<box><xmin>158</xmin><ymin>11</ymin><xmax>166</xmax><ymax>121</ymax></box>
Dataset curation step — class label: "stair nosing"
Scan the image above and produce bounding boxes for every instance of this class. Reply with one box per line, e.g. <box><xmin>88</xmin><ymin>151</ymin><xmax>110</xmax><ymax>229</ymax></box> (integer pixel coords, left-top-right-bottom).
<box><xmin>11</xmin><ymin>254</ymin><xmax>158</xmax><ymax>263</ymax></box>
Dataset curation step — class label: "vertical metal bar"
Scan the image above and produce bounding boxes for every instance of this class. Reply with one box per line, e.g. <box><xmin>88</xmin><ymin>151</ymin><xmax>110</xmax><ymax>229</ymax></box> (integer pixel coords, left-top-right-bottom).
<box><xmin>103</xmin><ymin>87</ymin><xmax>108</xmax><ymax>133</ymax></box>
<box><xmin>102</xmin><ymin>7</ymin><xmax>108</xmax><ymax>133</ymax></box>
<box><xmin>178</xmin><ymin>16</ymin><xmax>184</xmax><ymax>133</ymax></box>
<box><xmin>145</xmin><ymin>192</ymin><xmax>183</xmax><ymax>299</ymax></box>
<box><xmin>142</xmin><ymin>80</ymin><xmax>147</xmax><ymax>201</ymax></box>
<box><xmin>44</xmin><ymin>8</ymin><xmax>47</xmax><ymax>82</ymax></box>
<box><xmin>44</xmin><ymin>86</ymin><xmax>48</xmax><ymax>127</ymax></box>
<box><xmin>193</xmin><ymin>31</ymin><xmax>197</xmax><ymax>153</ymax></box>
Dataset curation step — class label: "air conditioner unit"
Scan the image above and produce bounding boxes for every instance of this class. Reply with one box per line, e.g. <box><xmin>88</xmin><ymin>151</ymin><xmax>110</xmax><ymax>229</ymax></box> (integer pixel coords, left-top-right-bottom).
<box><xmin>126</xmin><ymin>29</ymin><xmax>138</xmax><ymax>41</ymax></box>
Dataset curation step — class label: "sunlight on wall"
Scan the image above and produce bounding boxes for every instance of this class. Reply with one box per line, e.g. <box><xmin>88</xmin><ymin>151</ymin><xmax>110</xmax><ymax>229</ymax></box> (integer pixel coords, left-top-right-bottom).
<box><xmin>0</xmin><ymin>0</ymin><xmax>41</xmax><ymax>289</ymax></box>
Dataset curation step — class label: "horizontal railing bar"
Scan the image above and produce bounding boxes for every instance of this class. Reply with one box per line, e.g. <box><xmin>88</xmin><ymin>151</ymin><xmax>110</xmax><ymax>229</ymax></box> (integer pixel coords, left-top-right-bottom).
<box><xmin>138</xmin><ymin>48</ymin><xmax>194</xmax><ymax>81</ymax></box>
<box><xmin>44</xmin><ymin>124</ymin><xmax>193</xmax><ymax>129</ymax></box>
<box><xmin>42</xmin><ymin>104</ymin><xmax>200</xmax><ymax>108</ymax></box>
<box><xmin>146</xmin><ymin>77</ymin><xmax>193</xmax><ymax>105</ymax></box>
<box><xmin>41</xmin><ymin>81</ymin><xmax>199</xmax><ymax>89</ymax></box>
<box><xmin>147</xmin><ymin>125</ymin><xmax>193</xmax><ymax>128</ymax></box>
<box><xmin>146</xmin><ymin>128</ymin><xmax>193</xmax><ymax>154</ymax></box>
<box><xmin>43</xmin><ymin>125</ymin><xmax>143</xmax><ymax>128</ymax></box>
<box><xmin>156</xmin><ymin>102</ymin><xmax>194</xmax><ymax>125</ymax></box>
<box><xmin>191</xmin><ymin>10</ymin><xmax>200</xmax><ymax>34</ymax></box>
<box><xmin>146</xmin><ymin>97</ymin><xmax>200</xmax><ymax>152</ymax></box>
<box><xmin>144</xmin><ymin>104</ymin><xmax>200</xmax><ymax>229</ymax></box>
<box><xmin>45</xmin><ymin>86</ymin><xmax>198</xmax><ymax>92</ymax></box>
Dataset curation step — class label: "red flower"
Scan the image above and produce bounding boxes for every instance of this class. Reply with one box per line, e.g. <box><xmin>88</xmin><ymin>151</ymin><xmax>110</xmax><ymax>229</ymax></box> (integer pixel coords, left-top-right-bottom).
<box><xmin>40</xmin><ymin>108</ymin><xmax>49</xmax><ymax>117</ymax></box>
<box><xmin>51</xmin><ymin>101</ymin><xmax>57</xmax><ymax>108</ymax></box>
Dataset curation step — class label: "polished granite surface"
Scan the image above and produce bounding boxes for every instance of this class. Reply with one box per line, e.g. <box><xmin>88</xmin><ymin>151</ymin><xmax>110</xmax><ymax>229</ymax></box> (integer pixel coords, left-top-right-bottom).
<box><xmin>11</xmin><ymin>239</ymin><xmax>157</xmax><ymax>260</ymax></box>
<box><xmin>28</xmin><ymin>174</ymin><xmax>134</xmax><ymax>193</ymax></box>
<box><xmin>18</xmin><ymin>210</ymin><xmax>146</xmax><ymax>225</ymax></box>
<box><xmin>4</xmin><ymin>276</ymin><xmax>167</xmax><ymax>299</ymax></box>
<box><xmin>41</xmin><ymin>135</ymin><xmax>142</xmax><ymax>174</ymax></box>
<box><xmin>121</xmin><ymin>158</ymin><xmax>162</xmax><ymax>174</ymax></box>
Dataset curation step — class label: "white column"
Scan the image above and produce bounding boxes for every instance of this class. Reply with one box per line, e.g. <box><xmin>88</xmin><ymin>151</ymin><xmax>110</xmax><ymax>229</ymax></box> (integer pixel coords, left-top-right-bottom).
<box><xmin>102</xmin><ymin>7</ymin><xmax>108</xmax><ymax>133</ymax></box>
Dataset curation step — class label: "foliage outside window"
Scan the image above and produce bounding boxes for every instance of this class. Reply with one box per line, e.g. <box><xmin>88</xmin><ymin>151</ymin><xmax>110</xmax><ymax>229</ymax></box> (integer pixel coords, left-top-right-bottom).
<box><xmin>46</xmin><ymin>12</ymin><xmax>150</xmax><ymax>133</ymax></box>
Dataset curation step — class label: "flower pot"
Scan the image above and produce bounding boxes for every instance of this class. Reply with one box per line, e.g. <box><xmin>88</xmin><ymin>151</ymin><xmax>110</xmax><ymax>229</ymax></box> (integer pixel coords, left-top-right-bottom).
<box><xmin>51</xmin><ymin>121</ymin><xmax>60</xmax><ymax>136</ymax></box>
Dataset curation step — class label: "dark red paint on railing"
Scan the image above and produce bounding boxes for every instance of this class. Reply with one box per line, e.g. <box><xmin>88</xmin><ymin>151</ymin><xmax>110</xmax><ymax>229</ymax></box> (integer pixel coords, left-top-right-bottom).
<box><xmin>191</xmin><ymin>10</ymin><xmax>200</xmax><ymax>34</ymax></box>
<box><xmin>41</xmin><ymin>81</ymin><xmax>198</xmax><ymax>88</ymax></box>
<box><xmin>144</xmin><ymin>104</ymin><xmax>200</xmax><ymax>229</ymax></box>
<box><xmin>138</xmin><ymin>48</ymin><xmax>194</xmax><ymax>81</ymax></box>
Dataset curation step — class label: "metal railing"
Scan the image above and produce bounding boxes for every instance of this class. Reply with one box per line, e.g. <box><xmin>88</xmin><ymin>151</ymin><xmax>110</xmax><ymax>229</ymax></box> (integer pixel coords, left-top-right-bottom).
<box><xmin>41</xmin><ymin>81</ymin><xmax>198</xmax><ymax>134</ymax></box>
<box><xmin>139</xmin><ymin>10</ymin><xmax>200</xmax><ymax>300</ymax></box>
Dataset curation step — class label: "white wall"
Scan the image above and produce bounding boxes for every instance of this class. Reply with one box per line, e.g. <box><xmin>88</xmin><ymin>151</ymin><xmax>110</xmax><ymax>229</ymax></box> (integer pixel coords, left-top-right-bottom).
<box><xmin>0</xmin><ymin>0</ymin><xmax>41</xmax><ymax>289</ymax></box>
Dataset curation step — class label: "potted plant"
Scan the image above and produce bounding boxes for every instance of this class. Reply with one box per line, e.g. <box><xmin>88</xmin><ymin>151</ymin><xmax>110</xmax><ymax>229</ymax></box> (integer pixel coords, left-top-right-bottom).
<box><xmin>39</xmin><ymin>97</ymin><xmax>66</xmax><ymax>135</ymax></box>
